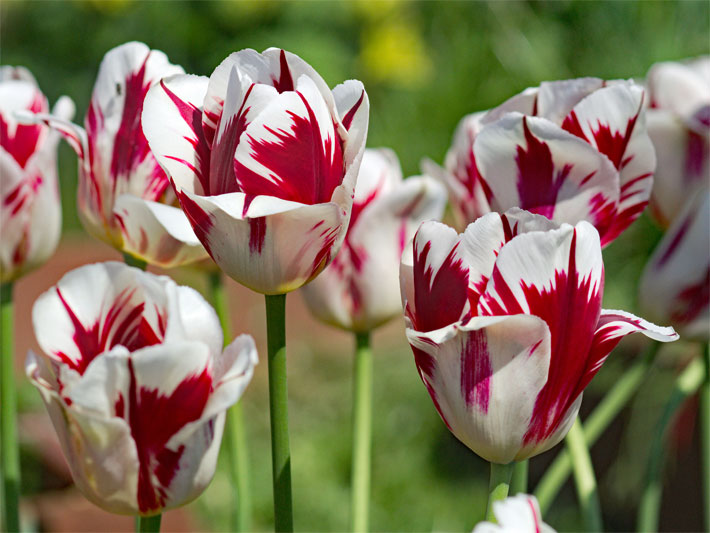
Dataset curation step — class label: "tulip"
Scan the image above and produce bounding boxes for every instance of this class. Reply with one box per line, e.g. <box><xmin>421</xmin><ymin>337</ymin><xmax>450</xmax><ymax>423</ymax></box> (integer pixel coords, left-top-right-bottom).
<box><xmin>1</xmin><ymin>66</ymin><xmax>74</xmax><ymax>282</ymax></box>
<box><xmin>142</xmin><ymin>47</ymin><xmax>369</xmax><ymax>294</ymax></box>
<box><xmin>645</xmin><ymin>57</ymin><xmax>710</xmax><ymax>227</ymax></box>
<box><xmin>18</xmin><ymin>42</ymin><xmax>208</xmax><ymax>268</ymax></box>
<box><xmin>640</xmin><ymin>189</ymin><xmax>709</xmax><ymax>341</ymax></box>
<box><xmin>424</xmin><ymin>78</ymin><xmax>656</xmax><ymax>246</ymax></box>
<box><xmin>473</xmin><ymin>494</ymin><xmax>555</xmax><ymax>533</ymax></box>
<box><xmin>401</xmin><ymin>209</ymin><xmax>678</xmax><ymax>464</ymax></box>
<box><xmin>301</xmin><ymin>148</ymin><xmax>446</xmax><ymax>332</ymax></box>
<box><xmin>26</xmin><ymin>261</ymin><xmax>257</xmax><ymax>517</ymax></box>
<box><xmin>143</xmin><ymin>48</ymin><xmax>369</xmax><ymax>531</ymax></box>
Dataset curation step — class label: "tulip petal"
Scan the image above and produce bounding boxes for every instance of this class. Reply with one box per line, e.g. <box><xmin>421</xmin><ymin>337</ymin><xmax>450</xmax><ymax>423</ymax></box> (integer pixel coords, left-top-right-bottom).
<box><xmin>583</xmin><ymin>309</ymin><xmax>679</xmax><ymax>395</ymax></box>
<box><xmin>234</xmin><ymin>74</ymin><xmax>344</xmax><ymax>205</ymax></box>
<box><xmin>32</xmin><ymin>262</ymin><xmax>170</xmax><ymax>374</ymax></box>
<box><xmin>178</xmin><ymin>190</ymin><xmax>346</xmax><ymax>294</ymax></box>
<box><xmin>477</xmin><ymin>221</ymin><xmax>604</xmax><ymax>446</ymax></box>
<box><xmin>535</xmin><ymin>77</ymin><xmax>604</xmax><ymax>124</ymax></box>
<box><xmin>142</xmin><ymin>74</ymin><xmax>211</xmax><ymax>195</ymax></box>
<box><xmin>640</xmin><ymin>190</ymin><xmax>709</xmax><ymax>340</ymax></box>
<box><xmin>474</xmin><ymin>114</ymin><xmax>619</xmax><ymax>238</ymax></box>
<box><xmin>113</xmin><ymin>195</ymin><xmax>208</xmax><ymax>268</ymax></box>
<box><xmin>647</xmin><ymin>109</ymin><xmax>709</xmax><ymax>226</ymax></box>
<box><xmin>405</xmin><ymin>220</ymin><xmax>470</xmax><ymax>332</ymax></box>
<box><xmin>562</xmin><ymin>83</ymin><xmax>655</xmax><ymax>244</ymax></box>
<box><xmin>648</xmin><ymin>57</ymin><xmax>710</xmax><ymax>120</ymax></box>
<box><xmin>26</xmin><ymin>350</ymin><xmax>141</xmax><ymax>515</ymax></box>
<box><xmin>202</xmin><ymin>49</ymin><xmax>272</xmax><ymax>146</ymax></box>
<box><xmin>207</xmin><ymin>67</ymin><xmax>279</xmax><ymax>195</ymax></box>
<box><xmin>473</xmin><ymin>494</ymin><xmax>556</xmax><ymax>533</ymax></box>
<box><xmin>406</xmin><ymin>314</ymin><xmax>551</xmax><ymax>464</ymax></box>
<box><xmin>460</xmin><ymin>210</ymin><xmax>560</xmax><ymax>311</ymax></box>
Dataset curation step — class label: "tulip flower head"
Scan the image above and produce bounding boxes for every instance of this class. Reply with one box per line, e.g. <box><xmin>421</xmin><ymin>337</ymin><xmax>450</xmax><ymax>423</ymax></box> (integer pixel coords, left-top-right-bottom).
<box><xmin>425</xmin><ymin>78</ymin><xmax>656</xmax><ymax>246</ymax></box>
<box><xmin>401</xmin><ymin>210</ymin><xmax>678</xmax><ymax>463</ymax></box>
<box><xmin>472</xmin><ymin>494</ymin><xmax>555</xmax><ymax>533</ymax></box>
<box><xmin>639</xmin><ymin>190</ymin><xmax>709</xmax><ymax>341</ymax></box>
<box><xmin>26</xmin><ymin>261</ymin><xmax>257</xmax><ymax>515</ymax></box>
<box><xmin>18</xmin><ymin>42</ymin><xmax>208</xmax><ymax>268</ymax></box>
<box><xmin>142</xmin><ymin>48</ymin><xmax>369</xmax><ymax>294</ymax></box>
<box><xmin>1</xmin><ymin>66</ymin><xmax>74</xmax><ymax>282</ymax></box>
<box><xmin>300</xmin><ymin>148</ymin><xmax>446</xmax><ymax>332</ymax></box>
<box><xmin>646</xmin><ymin>57</ymin><xmax>710</xmax><ymax>227</ymax></box>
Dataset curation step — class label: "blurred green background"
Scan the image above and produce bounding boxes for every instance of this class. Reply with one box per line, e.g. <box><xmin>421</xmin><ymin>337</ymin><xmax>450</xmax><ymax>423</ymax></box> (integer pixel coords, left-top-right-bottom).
<box><xmin>2</xmin><ymin>0</ymin><xmax>709</xmax><ymax>531</ymax></box>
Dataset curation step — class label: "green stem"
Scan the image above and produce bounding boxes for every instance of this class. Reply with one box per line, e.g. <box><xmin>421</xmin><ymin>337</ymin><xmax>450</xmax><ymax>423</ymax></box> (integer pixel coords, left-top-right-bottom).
<box><xmin>136</xmin><ymin>513</ymin><xmax>162</xmax><ymax>532</ymax></box>
<box><xmin>535</xmin><ymin>342</ymin><xmax>661</xmax><ymax>514</ymax></box>
<box><xmin>637</xmin><ymin>355</ymin><xmax>705</xmax><ymax>532</ymax></box>
<box><xmin>265</xmin><ymin>294</ymin><xmax>293</xmax><ymax>532</ymax></box>
<box><xmin>510</xmin><ymin>460</ymin><xmax>528</xmax><ymax>495</ymax></box>
<box><xmin>208</xmin><ymin>272</ymin><xmax>251</xmax><ymax>532</ymax></box>
<box><xmin>1</xmin><ymin>283</ymin><xmax>20</xmax><ymax>533</ymax></box>
<box><xmin>351</xmin><ymin>332</ymin><xmax>373</xmax><ymax>533</ymax></box>
<box><xmin>123</xmin><ymin>252</ymin><xmax>148</xmax><ymax>270</ymax></box>
<box><xmin>485</xmin><ymin>462</ymin><xmax>514</xmax><ymax>522</ymax></box>
<box><xmin>566</xmin><ymin>417</ymin><xmax>602</xmax><ymax>532</ymax></box>
<box><xmin>701</xmin><ymin>343</ymin><xmax>710</xmax><ymax>533</ymax></box>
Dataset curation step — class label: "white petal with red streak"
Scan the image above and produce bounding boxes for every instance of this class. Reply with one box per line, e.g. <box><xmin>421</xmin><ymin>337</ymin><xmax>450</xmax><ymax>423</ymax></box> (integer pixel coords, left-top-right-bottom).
<box><xmin>202</xmin><ymin>49</ymin><xmax>272</xmax><ymax>145</ymax></box>
<box><xmin>26</xmin><ymin>351</ymin><xmax>140</xmax><ymax>515</ymax></box>
<box><xmin>406</xmin><ymin>314</ymin><xmax>551</xmax><ymax>464</ymax></box>
<box><xmin>180</xmin><ymin>191</ymin><xmax>346</xmax><ymax>294</ymax></box>
<box><xmin>474</xmin><ymin>113</ymin><xmax>619</xmax><ymax>229</ymax></box>
<box><xmin>142</xmin><ymin>74</ymin><xmax>210</xmax><ymax>194</ymax></box>
<box><xmin>640</xmin><ymin>190</ymin><xmax>709</xmax><ymax>340</ymax></box>
<box><xmin>234</xmin><ymin>75</ymin><xmax>340</xmax><ymax>194</ymax></box>
<box><xmin>647</xmin><ymin>109</ymin><xmax>707</xmax><ymax>226</ymax></box>
<box><xmin>478</xmin><ymin>221</ymin><xmax>602</xmax><ymax>316</ymax></box>
<box><xmin>32</xmin><ymin>262</ymin><xmax>170</xmax><ymax>368</ymax></box>
<box><xmin>567</xmin><ymin>82</ymin><xmax>655</xmax><ymax>243</ymax></box>
<box><xmin>113</xmin><ymin>195</ymin><xmax>208</xmax><ymax>268</ymax></box>
<box><xmin>473</xmin><ymin>494</ymin><xmax>556</xmax><ymax>533</ymax></box>
<box><xmin>353</xmin><ymin>148</ymin><xmax>402</xmax><ymax>202</ymax></box>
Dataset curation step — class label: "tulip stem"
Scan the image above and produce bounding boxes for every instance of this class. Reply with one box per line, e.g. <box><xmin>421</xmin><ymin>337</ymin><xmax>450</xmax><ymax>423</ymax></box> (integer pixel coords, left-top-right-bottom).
<box><xmin>510</xmin><ymin>460</ymin><xmax>528</xmax><ymax>495</ymax></box>
<box><xmin>485</xmin><ymin>462</ymin><xmax>514</xmax><ymax>522</ymax></box>
<box><xmin>208</xmin><ymin>272</ymin><xmax>251</xmax><ymax>532</ymax></box>
<box><xmin>566</xmin><ymin>417</ymin><xmax>602</xmax><ymax>532</ymax></box>
<box><xmin>136</xmin><ymin>514</ymin><xmax>161</xmax><ymax>532</ymax></box>
<box><xmin>123</xmin><ymin>252</ymin><xmax>148</xmax><ymax>270</ymax></box>
<box><xmin>265</xmin><ymin>293</ymin><xmax>293</xmax><ymax>532</ymax></box>
<box><xmin>1</xmin><ymin>282</ymin><xmax>20</xmax><ymax>533</ymax></box>
<box><xmin>701</xmin><ymin>343</ymin><xmax>710</xmax><ymax>533</ymax></box>
<box><xmin>636</xmin><ymin>354</ymin><xmax>705</xmax><ymax>531</ymax></box>
<box><xmin>534</xmin><ymin>341</ymin><xmax>661</xmax><ymax>514</ymax></box>
<box><xmin>351</xmin><ymin>331</ymin><xmax>373</xmax><ymax>533</ymax></box>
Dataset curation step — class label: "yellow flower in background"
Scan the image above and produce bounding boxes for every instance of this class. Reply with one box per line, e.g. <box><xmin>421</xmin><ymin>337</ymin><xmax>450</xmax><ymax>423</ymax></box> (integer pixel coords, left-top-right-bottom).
<box><xmin>360</xmin><ymin>19</ymin><xmax>433</xmax><ymax>88</ymax></box>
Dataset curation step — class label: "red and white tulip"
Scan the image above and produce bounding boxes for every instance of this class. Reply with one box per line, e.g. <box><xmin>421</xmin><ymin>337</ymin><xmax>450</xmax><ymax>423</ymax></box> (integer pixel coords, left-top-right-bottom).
<box><xmin>425</xmin><ymin>78</ymin><xmax>656</xmax><ymax>246</ymax></box>
<box><xmin>18</xmin><ymin>42</ymin><xmax>208</xmax><ymax>268</ymax></box>
<box><xmin>639</xmin><ymin>190</ymin><xmax>709</xmax><ymax>341</ymax></box>
<box><xmin>300</xmin><ymin>148</ymin><xmax>446</xmax><ymax>332</ymax></box>
<box><xmin>142</xmin><ymin>48</ymin><xmax>369</xmax><ymax>294</ymax></box>
<box><xmin>1</xmin><ymin>66</ymin><xmax>74</xmax><ymax>282</ymax></box>
<box><xmin>26</xmin><ymin>261</ymin><xmax>257</xmax><ymax>516</ymax></box>
<box><xmin>472</xmin><ymin>494</ymin><xmax>554</xmax><ymax>533</ymax></box>
<box><xmin>401</xmin><ymin>210</ymin><xmax>678</xmax><ymax>463</ymax></box>
<box><xmin>645</xmin><ymin>57</ymin><xmax>710</xmax><ymax>227</ymax></box>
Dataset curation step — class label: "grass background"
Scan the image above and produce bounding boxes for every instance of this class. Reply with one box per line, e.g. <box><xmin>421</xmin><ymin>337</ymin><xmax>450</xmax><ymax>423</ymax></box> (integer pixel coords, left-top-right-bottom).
<box><xmin>2</xmin><ymin>0</ymin><xmax>709</xmax><ymax>531</ymax></box>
